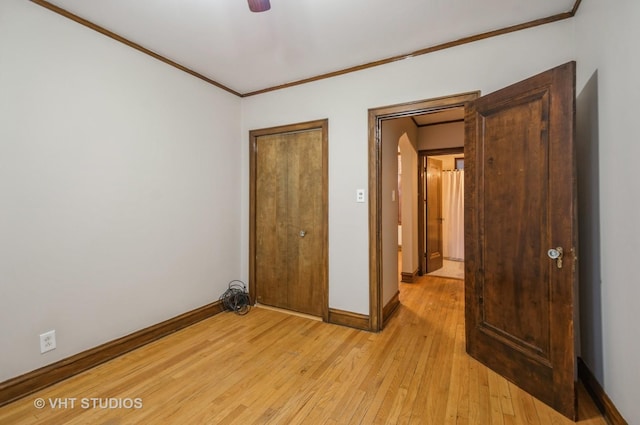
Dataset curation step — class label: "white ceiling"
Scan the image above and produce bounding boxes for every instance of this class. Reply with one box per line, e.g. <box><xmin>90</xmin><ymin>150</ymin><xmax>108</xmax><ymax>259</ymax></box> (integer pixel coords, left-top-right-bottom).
<box><xmin>41</xmin><ymin>0</ymin><xmax>578</xmax><ymax>95</ymax></box>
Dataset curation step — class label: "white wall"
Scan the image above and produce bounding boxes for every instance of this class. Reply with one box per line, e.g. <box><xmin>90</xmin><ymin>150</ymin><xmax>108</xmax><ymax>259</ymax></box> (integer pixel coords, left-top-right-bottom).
<box><xmin>380</xmin><ymin>120</ymin><xmax>399</xmax><ymax>305</ymax></box>
<box><xmin>418</xmin><ymin>121</ymin><xmax>465</xmax><ymax>150</ymax></box>
<box><xmin>399</xmin><ymin>132</ymin><xmax>419</xmax><ymax>279</ymax></box>
<box><xmin>380</xmin><ymin>118</ymin><xmax>419</xmax><ymax>304</ymax></box>
<box><xmin>241</xmin><ymin>20</ymin><xmax>575</xmax><ymax>315</ymax></box>
<box><xmin>431</xmin><ymin>154</ymin><xmax>462</xmax><ymax>171</ymax></box>
<box><xmin>575</xmin><ymin>0</ymin><xmax>640</xmax><ymax>423</ymax></box>
<box><xmin>0</xmin><ymin>0</ymin><xmax>242</xmax><ymax>381</ymax></box>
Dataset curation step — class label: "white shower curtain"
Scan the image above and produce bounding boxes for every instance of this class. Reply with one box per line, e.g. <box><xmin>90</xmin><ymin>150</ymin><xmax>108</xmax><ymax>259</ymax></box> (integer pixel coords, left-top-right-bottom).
<box><xmin>442</xmin><ymin>170</ymin><xmax>464</xmax><ymax>260</ymax></box>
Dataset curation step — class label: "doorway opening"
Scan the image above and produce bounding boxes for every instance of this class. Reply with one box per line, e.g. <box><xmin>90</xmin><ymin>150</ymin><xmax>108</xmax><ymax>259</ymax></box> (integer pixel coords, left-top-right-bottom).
<box><xmin>419</xmin><ymin>148</ymin><xmax>465</xmax><ymax>280</ymax></box>
<box><xmin>368</xmin><ymin>63</ymin><xmax>578</xmax><ymax>419</ymax></box>
<box><xmin>367</xmin><ymin>92</ymin><xmax>479</xmax><ymax>331</ymax></box>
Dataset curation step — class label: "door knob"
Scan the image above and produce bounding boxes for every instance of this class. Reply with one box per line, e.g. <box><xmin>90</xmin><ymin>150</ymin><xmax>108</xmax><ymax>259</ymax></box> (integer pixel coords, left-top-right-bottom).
<box><xmin>547</xmin><ymin>247</ymin><xmax>563</xmax><ymax>269</ymax></box>
<box><xmin>299</xmin><ymin>230</ymin><xmax>307</xmax><ymax>237</ymax></box>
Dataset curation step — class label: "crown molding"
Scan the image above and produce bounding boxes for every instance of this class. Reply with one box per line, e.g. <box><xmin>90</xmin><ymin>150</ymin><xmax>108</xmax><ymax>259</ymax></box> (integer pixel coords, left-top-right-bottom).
<box><xmin>30</xmin><ymin>0</ymin><xmax>582</xmax><ymax>98</ymax></box>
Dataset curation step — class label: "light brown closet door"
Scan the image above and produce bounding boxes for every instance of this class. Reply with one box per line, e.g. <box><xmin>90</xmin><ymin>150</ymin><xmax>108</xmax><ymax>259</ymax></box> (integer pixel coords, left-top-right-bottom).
<box><xmin>254</xmin><ymin>125</ymin><xmax>326</xmax><ymax>317</ymax></box>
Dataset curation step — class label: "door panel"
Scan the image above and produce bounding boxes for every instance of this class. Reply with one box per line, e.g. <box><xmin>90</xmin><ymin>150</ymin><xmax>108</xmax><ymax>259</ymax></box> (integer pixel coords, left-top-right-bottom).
<box><xmin>285</xmin><ymin>130</ymin><xmax>324</xmax><ymax>316</ymax></box>
<box><xmin>255</xmin><ymin>134</ymin><xmax>289</xmax><ymax>309</ymax></box>
<box><xmin>482</xmin><ymin>93</ymin><xmax>551</xmax><ymax>357</ymax></box>
<box><xmin>426</xmin><ymin>157</ymin><xmax>443</xmax><ymax>272</ymax></box>
<box><xmin>465</xmin><ymin>62</ymin><xmax>577</xmax><ymax>419</ymax></box>
<box><xmin>252</xmin><ymin>122</ymin><xmax>328</xmax><ymax>318</ymax></box>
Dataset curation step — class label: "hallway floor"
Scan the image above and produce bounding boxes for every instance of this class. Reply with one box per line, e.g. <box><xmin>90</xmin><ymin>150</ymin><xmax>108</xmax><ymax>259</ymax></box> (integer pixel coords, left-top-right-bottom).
<box><xmin>427</xmin><ymin>259</ymin><xmax>464</xmax><ymax>280</ymax></box>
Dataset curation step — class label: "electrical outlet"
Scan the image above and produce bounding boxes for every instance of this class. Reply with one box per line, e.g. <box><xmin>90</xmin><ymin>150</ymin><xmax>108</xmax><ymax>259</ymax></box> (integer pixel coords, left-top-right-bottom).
<box><xmin>40</xmin><ymin>330</ymin><xmax>56</xmax><ymax>353</ymax></box>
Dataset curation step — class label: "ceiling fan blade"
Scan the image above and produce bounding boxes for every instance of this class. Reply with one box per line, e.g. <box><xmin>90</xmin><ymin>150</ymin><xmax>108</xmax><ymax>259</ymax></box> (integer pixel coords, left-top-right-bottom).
<box><xmin>248</xmin><ymin>0</ymin><xmax>271</xmax><ymax>12</ymax></box>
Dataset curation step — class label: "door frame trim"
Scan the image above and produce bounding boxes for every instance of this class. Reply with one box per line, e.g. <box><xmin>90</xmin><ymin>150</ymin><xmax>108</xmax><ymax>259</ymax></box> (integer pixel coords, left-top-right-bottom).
<box><xmin>367</xmin><ymin>92</ymin><xmax>479</xmax><ymax>331</ymax></box>
<box><xmin>249</xmin><ymin>119</ymin><xmax>330</xmax><ymax>322</ymax></box>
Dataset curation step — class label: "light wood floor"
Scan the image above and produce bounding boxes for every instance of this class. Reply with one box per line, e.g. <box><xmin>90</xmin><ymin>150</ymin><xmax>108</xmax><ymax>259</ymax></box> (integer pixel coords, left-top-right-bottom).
<box><xmin>0</xmin><ymin>276</ymin><xmax>607</xmax><ymax>424</ymax></box>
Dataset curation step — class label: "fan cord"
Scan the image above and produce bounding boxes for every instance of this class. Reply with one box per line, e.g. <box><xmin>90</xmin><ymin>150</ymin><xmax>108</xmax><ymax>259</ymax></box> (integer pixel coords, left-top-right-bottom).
<box><xmin>219</xmin><ymin>280</ymin><xmax>251</xmax><ymax>315</ymax></box>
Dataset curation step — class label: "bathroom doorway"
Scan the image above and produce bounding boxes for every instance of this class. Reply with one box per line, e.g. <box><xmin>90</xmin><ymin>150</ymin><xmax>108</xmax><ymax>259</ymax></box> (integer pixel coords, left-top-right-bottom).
<box><xmin>419</xmin><ymin>149</ymin><xmax>465</xmax><ymax>280</ymax></box>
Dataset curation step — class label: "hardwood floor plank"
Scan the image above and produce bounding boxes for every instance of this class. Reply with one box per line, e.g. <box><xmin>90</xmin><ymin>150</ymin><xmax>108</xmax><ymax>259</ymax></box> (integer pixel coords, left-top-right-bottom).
<box><xmin>510</xmin><ymin>381</ymin><xmax>542</xmax><ymax>425</ymax></box>
<box><xmin>498</xmin><ymin>371</ymin><xmax>516</xmax><ymax>416</ymax></box>
<box><xmin>444</xmin><ymin>323</ymin><xmax>468</xmax><ymax>425</ymax></box>
<box><xmin>487</xmin><ymin>370</ymin><xmax>506</xmax><ymax>425</ymax></box>
<box><xmin>0</xmin><ymin>276</ymin><xmax>608</xmax><ymax>425</ymax></box>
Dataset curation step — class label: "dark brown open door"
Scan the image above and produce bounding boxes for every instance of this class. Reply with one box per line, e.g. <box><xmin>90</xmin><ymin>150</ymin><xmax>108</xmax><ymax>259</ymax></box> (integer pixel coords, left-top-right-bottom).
<box><xmin>464</xmin><ymin>62</ymin><xmax>577</xmax><ymax>419</ymax></box>
<box><xmin>426</xmin><ymin>157</ymin><xmax>444</xmax><ymax>272</ymax></box>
